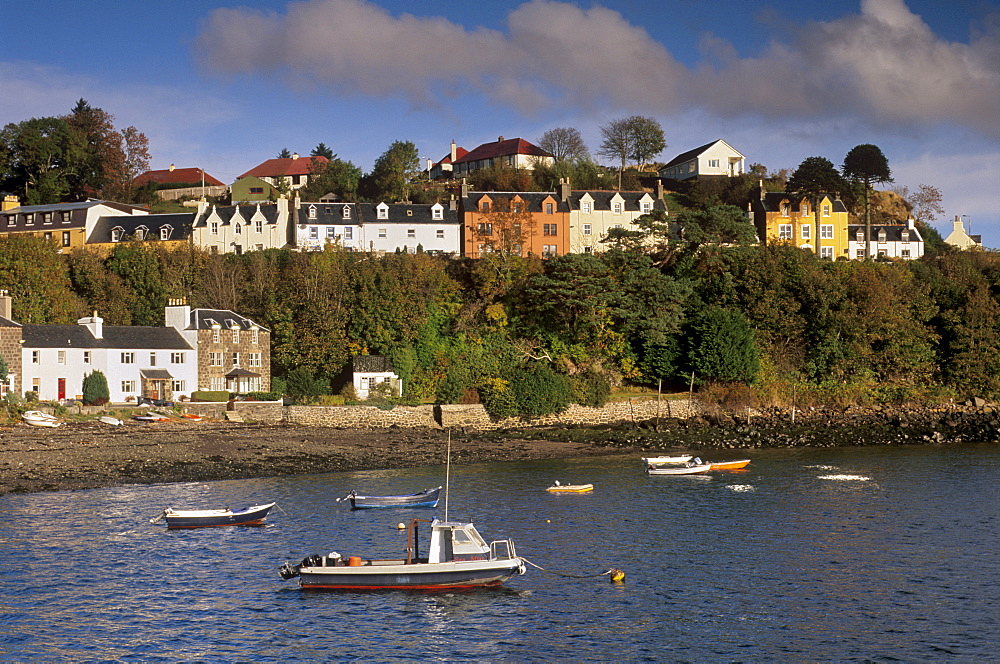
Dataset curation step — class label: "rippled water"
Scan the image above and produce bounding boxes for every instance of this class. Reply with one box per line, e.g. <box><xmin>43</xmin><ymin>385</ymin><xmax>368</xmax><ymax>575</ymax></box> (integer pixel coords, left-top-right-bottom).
<box><xmin>1</xmin><ymin>442</ymin><xmax>997</xmax><ymax>661</ymax></box>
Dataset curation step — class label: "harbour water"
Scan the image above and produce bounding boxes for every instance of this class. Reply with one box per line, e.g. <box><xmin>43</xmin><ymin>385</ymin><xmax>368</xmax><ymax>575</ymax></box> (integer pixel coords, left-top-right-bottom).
<box><xmin>1</xmin><ymin>442</ymin><xmax>997</xmax><ymax>661</ymax></box>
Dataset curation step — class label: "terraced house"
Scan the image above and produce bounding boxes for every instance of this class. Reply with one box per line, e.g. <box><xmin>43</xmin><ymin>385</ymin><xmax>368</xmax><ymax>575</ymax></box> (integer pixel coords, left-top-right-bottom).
<box><xmin>750</xmin><ymin>189</ymin><xmax>850</xmax><ymax>260</ymax></box>
<box><xmin>0</xmin><ymin>196</ymin><xmax>149</xmax><ymax>252</ymax></box>
<box><xmin>191</xmin><ymin>201</ymin><xmax>291</xmax><ymax>254</ymax></box>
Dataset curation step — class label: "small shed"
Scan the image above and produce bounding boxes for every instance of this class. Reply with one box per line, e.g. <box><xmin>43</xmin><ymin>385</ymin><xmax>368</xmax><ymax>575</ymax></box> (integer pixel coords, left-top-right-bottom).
<box><xmin>338</xmin><ymin>355</ymin><xmax>402</xmax><ymax>399</ymax></box>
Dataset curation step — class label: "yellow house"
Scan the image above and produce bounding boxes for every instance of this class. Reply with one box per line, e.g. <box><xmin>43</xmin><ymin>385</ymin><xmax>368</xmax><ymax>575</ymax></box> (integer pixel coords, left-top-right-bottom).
<box><xmin>750</xmin><ymin>190</ymin><xmax>850</xmax><ymax>260</ymax></box>
<box><xmin>0</xmin><ymin>199</ymin><xmax>150</xmax><ymax>253</ymax></box>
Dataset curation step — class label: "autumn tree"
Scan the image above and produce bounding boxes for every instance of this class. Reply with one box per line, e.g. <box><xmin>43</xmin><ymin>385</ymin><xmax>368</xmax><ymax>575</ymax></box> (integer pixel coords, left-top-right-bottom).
<box><xmin>469</xmin><ymin>197</ymin><xmax>537</xmax><ymax>260</ymax></box>
<box><xmin>538</xmin><ymin>127</ymin><xmax>589</xmax><ymax>162</ymax></box>
<box><xmin>598</xmin><ymin>116</ymin><xmax>666</xmax><ymax>189</ymax></box>
<box><xmin>843</xmin><ymin>144</ymin><xmax>892</xmax><ymax>259</ymax></box>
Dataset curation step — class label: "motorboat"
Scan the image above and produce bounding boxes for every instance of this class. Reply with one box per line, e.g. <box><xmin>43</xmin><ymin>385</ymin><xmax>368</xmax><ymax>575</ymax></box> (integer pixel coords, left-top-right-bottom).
<box><xmin>546</xmin><ymin>481</ymin><xmax>594</xmax><ymax>493</ymax></box>
<box><xmin>21</xmin><ymin>410</ymin><xmax>62</xmax><ymax>428</ymax></box>
<box><xmin>150</xmin><ymin>502</ymin><xmax>276</xmax><ymax>528</ymax></box>
<box><xmin>709</xmin><ymin>459</ymin><xmax>751</xmax><ymax>471</ymax></box>
<box><xmin>642</xmin><ymin>455</ymin><xmax>693</xmax><ymax>466</ymax></box>
<box><xmin>338</xmin><ymin>486</ymin><xmax>442</xmax><ymax>509</ymax></box>
<box><xmin>646</xmin><ymin>458</ymin><xmax>712</xmax><ymax>475</ymax></box>
<box><xmin>279</xmin><ymin>517</ymin><xmax>525</xmax><ymax>591</ymax></box>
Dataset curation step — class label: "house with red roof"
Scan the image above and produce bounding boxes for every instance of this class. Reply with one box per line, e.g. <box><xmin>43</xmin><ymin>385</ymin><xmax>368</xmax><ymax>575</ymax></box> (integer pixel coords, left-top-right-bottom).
<box><xmin>133</xmin><ymin>165</ymin><xmax>229</xmax><ymax>201</ymax></box>
<box><xmin>452</xmin><ymin>137</ymin><xmax>554</xmax><ymax>178</ymax></box>
<box><xmin>236</xmin><ymin>153</ymin><xmax>328</xmax><ymax>195</ymax></box>
<box><xmin>426</xmin><ymin>141</ymin><xmax>469</xmax><ymax>180</ymax></box>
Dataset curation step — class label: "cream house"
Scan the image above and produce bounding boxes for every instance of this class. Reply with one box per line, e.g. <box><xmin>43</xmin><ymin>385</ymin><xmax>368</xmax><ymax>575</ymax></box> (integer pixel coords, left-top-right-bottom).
<box><xmin>659</xmin><ymin>139</ymin><xmax>745</xmax><ymax>181</ymax></box>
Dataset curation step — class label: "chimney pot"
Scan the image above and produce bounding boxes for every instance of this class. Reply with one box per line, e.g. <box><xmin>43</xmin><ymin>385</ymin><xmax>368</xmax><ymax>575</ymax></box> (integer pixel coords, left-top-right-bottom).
<box><xmin>292</xmin><ymin>153</ymin><xmax>299</xmax><ymax>160</ymax></box>
<box><xmin>498</xmin><ymin>136</ymin><xmax>504</xmax><ymax>143</ymax></box>
<box><xmin>169</xmin><ymin>164</ymin><xmax>175</xmax><ymax>171</ymax></box>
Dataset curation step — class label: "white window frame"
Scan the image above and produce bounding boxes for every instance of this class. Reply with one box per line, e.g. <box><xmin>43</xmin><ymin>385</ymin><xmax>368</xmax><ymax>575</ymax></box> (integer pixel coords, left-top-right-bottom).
<box><xmin>121</xmin><ymin>352</ymin><xmax>135</xmax><ymax>364</ymax></box>
<box><xmin>171</xmin><ymin>352</ymin><xmax>185</xmax><ymax>364</ymax></box>
<box><xmin>820</xmin><ymin>225</ymin><xmax>834</xmax><ymax>240</ymax></box>
<box><xmin>801</xmin><ymin>225</ymin><xmax>811</xmax><ymax>240</ymax></box>
<box><xmin>778</xmin><ymin>224</ymin><xmax>793</xmax><ymax>240</ymax></box>
<box><xmin>583</xmin><ymin>224</ymin><xmax>592</xmax><ymax>236</ymax></box>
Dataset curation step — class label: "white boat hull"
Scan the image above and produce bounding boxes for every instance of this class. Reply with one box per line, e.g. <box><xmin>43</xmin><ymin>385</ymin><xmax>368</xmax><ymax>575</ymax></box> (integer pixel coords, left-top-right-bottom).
<box><xmin>22</xmin><ymin>411</ymin><xmax>62</xmax><ymax>428</ymax></box>
<box><xmin>642</xmin><ymin>455</ymin><xmax>693</xmax><ymax>465</ymax></box>
<box><xmin>647</xmin><ymin>463</ymin><xmax>712</xmax><ymax>475</ymax></box>
<box><xmin>295</xmin><ymin>558</ymin><xmax>525</xmax><ymax>590</ymax></box>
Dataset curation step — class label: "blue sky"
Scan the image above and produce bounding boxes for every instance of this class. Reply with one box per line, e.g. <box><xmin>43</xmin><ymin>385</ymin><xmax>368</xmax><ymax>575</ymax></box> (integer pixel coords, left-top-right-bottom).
<box><xmin>3</xmin><ymin>0</ymin><xmax>998</xmax><ymax>245</ymax></box>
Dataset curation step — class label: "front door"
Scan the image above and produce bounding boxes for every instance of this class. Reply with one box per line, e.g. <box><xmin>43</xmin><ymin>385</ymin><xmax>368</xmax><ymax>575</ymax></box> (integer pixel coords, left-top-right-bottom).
<box><xmin>57</xmin><ymin>378</ymin><xmax>66</xmax><ymax>401</ymax></box>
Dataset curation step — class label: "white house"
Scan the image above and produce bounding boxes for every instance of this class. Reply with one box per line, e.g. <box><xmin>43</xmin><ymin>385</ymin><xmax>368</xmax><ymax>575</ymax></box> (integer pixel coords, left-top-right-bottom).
<box><xmin>19</xmin><ymin>314</ymin><xmax>197</xmax><ymax>403</ymax></box>
<box><xmin>943</xmin><ymin>215</ymin><xmax>982</xmax><ymax>250</ymax></box>
<box><xmin>847</xmin><ymin>220</ymin><xmax>925</xmax><ymax>260</ymax></box>
<box><xmin>191</xmin><ymin>201</ymin><xmax>291</xmax><ymax>254</ymax></box>
<box><xmin>451</xmin><ymin>137</ymin><xmax>554</xmax><ymax>178</ymax></box>
<box><xmin>294</xmin><ymin>200</ymin><xmax>461</xmax><ymax>254</ymax></box>
<box><xmin>567</xmin><ymin>187</ymin><xmax>666</xmax><ymax>254</ymax></box>
<box><xmin>659</xmin><ymin>139</ymin><xmax>745</xmax><ymax>181</ymax></box>
<box><xmin>339</xmin><ymin>355</ymin><xmax>402</xmax><ymax>399</ymax></box>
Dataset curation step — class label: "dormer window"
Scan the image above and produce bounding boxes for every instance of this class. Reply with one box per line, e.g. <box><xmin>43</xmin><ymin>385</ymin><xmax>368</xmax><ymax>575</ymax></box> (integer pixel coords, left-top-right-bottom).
<box><xmin>62</xmin><ymin>211</ymin><xmax>72</xmax><ymax>223</ymax></box>
<box><xmin>308</xmin><ymin>205</ymin><xmax>317</xmax><ymax>219</ymax></box>
<box><xmin>481</xmin><ymin>201</ymin><xmax>490</xmax><ymax>213</ymax></box>
<box><xmin>642</xmin><ymin>202</ymin><xmax>651</xmax><ymax>213</ymax></box>
<box><xmin>856</xmin><ymin>230</ymin><xmax>865</xmax><ymax>242</ymax></box>
<box><xmin>513</xmin><ymin>201</ymin><xmax>522</xmax><ymax>214</ymax></box>
<box><xmin>612</xmin><ymin>202</ymin><xmax>622</xmax><ymax>214</ymax></box>
<box><xmin>432</xmin><ymin>205</ymin><xmax>443</xmax><ymax>220</ymax></box>
<box><xmin>377</xmin><ymin>204</ymin><xmax>388</xmax><ymax>220</ymax></box>
<box><xmin>134</xmin><ymin>225</ymin><xmax>148</xmax><ymax>240</ymax></box>
<box><xmin>878</xmin><ymin>230</ymin><xmax>887</xmax><ymax>243</ymax></box>
<box><xmin>581</xmin><ymin>201</ymin><xmax>592</xmax><ymax>214</ymax></box>
<box><xmin>160</xmin><ymin>225</ymin><xmax>173</xmax><ymax>240</ymax></box>
<box><xmin>781</xmin><ymin>203</ymin><xmax>790</xmax><ymax>217</ymax></box>
<box><xmin>25</xmin><ymin>214</ymin><xmax>34</xmax><ymax>225</ymax></box>
<box><xmin>111</xmin><ymin>226</ymin><xmax>124</xmax><ymax>242</ymax></box>
<box><xmin>901</xmin><ymin>230</ymin><xmax>910</xmax><ymax>242</ymax></box>
<box><xmin>235</xmin><ymin>222</ymin><xmax>242</xmax><ymax>235</ymax></box>
<box><xmin>342</xmin><ymin>206</ymin><xmax>351</xmax><ymax>220</ymax></box>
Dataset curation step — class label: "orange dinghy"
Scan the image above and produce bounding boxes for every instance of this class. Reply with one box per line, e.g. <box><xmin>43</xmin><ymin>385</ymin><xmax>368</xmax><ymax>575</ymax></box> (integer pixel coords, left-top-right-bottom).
<box><xmin>709</xmin><ymin>459</ymin><xmax>751</xmax><ymax>471</ymax></box>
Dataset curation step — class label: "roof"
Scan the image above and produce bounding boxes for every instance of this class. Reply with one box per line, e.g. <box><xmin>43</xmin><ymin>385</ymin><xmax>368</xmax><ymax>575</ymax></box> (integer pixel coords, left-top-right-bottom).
<box><xmin>568</xmin><ymin>190</ymin><xmax>666</xmax><ymax>212</ymax></box>
<box><xmin>2</xmin><ymin>200</ymin><xmax>147</xmax><ymax>215</ymax></box>
<box><xmin>193</xmin><ymin>203</ymin><xmax>282</xmax><ymax>227</ymax></box>
<box><xmin>91</xmin><ymin>212</ymin><xmax>194</xmax><ymax>243</ymax></box>
<box><xmin>188</xmin><ymin>309</ymin><xmax>269</xmax><ymax>333</ymax></box>
<box><xmin>297</xmin><ymin>201</ymin><xmax>460</xmax><ymax>225</ymax></box>
<box><xmin>452</xmin><ymin>137</ymin><xmax>553</xmax><ymax>165</ymax></box>
<box><xmin>460</xmin><ymin>191</ymin><xmax>570</xmax><ymax>213</ymax></box>
<box><xmin>238</xmin><ymin>155</ymin><xmax>329</xmax><ymax>179</ymax></box>
<box><xmin>753</xmin><ymin>191</ymin><xmax>849</xmax><ymax>214</ymax></box>
<box><xmin>0</xmin><ymin>316</ymin><xmax>21</xmax><ymax>328</ymax></box>
<box><xmin>140</xmin><ymin>369</ymin><xmax>175</xmax><ymax>380</ymax></box>
<box><xmin>225</xmin><ymin>367</ymin><xmax>261</xmax><ymax>378</ymax></box>
<box><xmin>21</xmin><ymin>324</ymin><xmax>194</xmax><ymax>350</ymax></box>
<box><xmin>134</xmin><ymin>168</ymin><xmax>225</xmax><ymax>187</ymax></box>
<box><xmin>434</xmin><ymin>147</ymin><xmax>468</xmax><ymax>166</ymax></box>
<box><xmin>662</xmin><ymin>139</ymin><xmax>744</xmax><ymax>169</ymax></box>
<box><xmin>848</xmin><ymin>224</ymin><xmax>924</xmax><ymax>242</ymax></box>
<box><xmin>351</xmin><ymin>355</ymin><xmax>395</xmax><ymax>373</ymax></box>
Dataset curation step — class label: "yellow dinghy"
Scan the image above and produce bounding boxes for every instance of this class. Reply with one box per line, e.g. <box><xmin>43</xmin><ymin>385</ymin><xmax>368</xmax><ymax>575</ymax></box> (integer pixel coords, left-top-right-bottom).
<box><xmin>546</xmin><ymin>481</ymin><xmax>594</xmax><ymax>493</ymax></box>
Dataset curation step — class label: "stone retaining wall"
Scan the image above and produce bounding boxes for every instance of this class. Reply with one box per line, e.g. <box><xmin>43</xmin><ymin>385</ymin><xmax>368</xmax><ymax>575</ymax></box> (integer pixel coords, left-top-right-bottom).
<box><xmin>286</xmin><ymin>404</ymin><xmax>439</xmax><ymax>428</ymax></box>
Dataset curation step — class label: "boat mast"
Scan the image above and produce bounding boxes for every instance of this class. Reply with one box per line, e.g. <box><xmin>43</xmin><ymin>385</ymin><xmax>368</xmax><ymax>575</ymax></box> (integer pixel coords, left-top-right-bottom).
<box><xmin>444</xmin><ymin>430</ymin><xmax>451</xmax><ymax>521</ymax></box>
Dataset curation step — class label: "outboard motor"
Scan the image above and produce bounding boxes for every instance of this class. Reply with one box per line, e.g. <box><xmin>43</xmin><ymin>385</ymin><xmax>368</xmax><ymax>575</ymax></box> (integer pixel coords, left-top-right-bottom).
<box><xmin>278</xmin><ymin>561</ymin><xmax>300</xmax><ymax>580</ymax></box>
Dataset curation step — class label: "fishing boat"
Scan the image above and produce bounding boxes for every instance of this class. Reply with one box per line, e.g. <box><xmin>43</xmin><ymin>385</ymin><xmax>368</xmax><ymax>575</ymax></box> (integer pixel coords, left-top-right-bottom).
<box><xmin>546</xmin><ymin>481</ymin><xmax>594</xmax><ymax>493</ymax></box>
<box><xmin>641</xmin><ymin>455</ymin><xmax>693</xmax><ymax>466</ymax></box>
<box><xmin>647</xmin><ymin>458</ymin><xmax>712</xmax><ymax>475</ymax></box>
<box><xmin>709</xmin><ymin>459</ymin><xmax>751</xmax><ymax>471</ymax></box>
<box><xmin>21</xmin><ymin>410</ymin><xmax>62</xmax><ymax>428</ymax></box>
<box><xmin>338</xmin><ymin>486</ymin><xmax>442</xmax><ymax>509</ymax></box>
<box><xmin>150</xmin><ymin>502</ymin><xmax>276</xmax><ymax>528</ymax></box>
<box><xmin>279</xmin><ymin>517</ymin><xmax>525</xmax><ymax>590</ymax></box>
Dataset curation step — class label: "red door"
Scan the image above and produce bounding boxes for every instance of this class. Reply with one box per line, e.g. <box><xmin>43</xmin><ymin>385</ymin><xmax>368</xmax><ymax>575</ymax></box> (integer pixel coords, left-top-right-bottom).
<box><xmin>58</xmin><ymin>378</ymin><xmax>66</xmax><ymax>401</ymax></box>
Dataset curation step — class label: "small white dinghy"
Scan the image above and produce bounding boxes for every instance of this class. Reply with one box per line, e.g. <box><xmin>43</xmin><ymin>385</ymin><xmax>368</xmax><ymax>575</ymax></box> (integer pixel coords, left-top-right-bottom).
<box><xmin>646</xmin><ymin>457</ymin><xmax>712</xmax><ymax>475</ymax></box>
<box><xmin>98</xmin><ymin>416</ymin><xmax>123</xmax><ymax>426</ymax></box>
<box><xmin>21</xmin><ymin>410</ymin><xmax>62</xmax><ymax>428</ymax></box>
<box><xmin>641</xmin><ymin>455</ymin><xmax>693</xmax><ymax>466</ymax></box>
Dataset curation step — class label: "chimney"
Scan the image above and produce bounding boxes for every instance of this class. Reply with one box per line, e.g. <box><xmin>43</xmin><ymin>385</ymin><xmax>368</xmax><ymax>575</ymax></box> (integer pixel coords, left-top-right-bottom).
<box><xmin>557</xmin><ymin>178</ymin><xmax>570</xmax><ymax>202</ymax></box>
<box><xmin>450</xmin><ymin>140</ymin><xmax>457</xmax><ymax>162</ymax></box>
<box><xmin>954</xmin><ymin>215</ymin><xmax>964</xmax><ymax>232</ymax></box>
<box><xmin>291</xmin><ymin>153</ymin><xmax>299</xmax><ymax>160</ymax></box>
<box><xmin>2</xmin><ymin>195</ymin><xmax>19</xmax><ymax>212</ymax></box>
<box><xmin>460</xmin><ymin>178</ymin><xmax>470</xmax><ymax>199</ymax></box>
<box><xmin>169</xmin><ymin>164</ymin><xmax>175</xmax><ymax>171</ymax></box>
<box><xmin>498</xmin><ymin>136</ymin><xmax>504</xmax><ymax>143</ymax></box>
<box><xmin>449</xmin><ymin>195</ymin><xmax>457</xmax><ymax>211</ymax></box>
<box><xmin>78</xmin><ymin>312</ymin><xmax>103</xmax><ymax>339</ymax></box>
<box><xmin>655</xmin><ymin>179</ymin><xmax>665</xmax><ymax>200</ymax></box>
<box><xmin>165</xmin><ymin>297</ymin><xmax>191</xmax><ymax>332</ymax></box>
<box><xmin>0</xmin><ymin>290</ymin><xmax>11</xmax><ymax>320</ymax></box>
<box><xmin>759</xmin><ymin>179</ymin><xmax>765</xmax><ymax>200</ymax></box>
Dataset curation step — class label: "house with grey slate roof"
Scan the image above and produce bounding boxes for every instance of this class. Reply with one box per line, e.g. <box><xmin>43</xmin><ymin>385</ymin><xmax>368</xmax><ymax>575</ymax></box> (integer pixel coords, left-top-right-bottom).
<box><xmin>191</xmin><ymin>200</ymin><xmax>290</xmax><ymax>254</ymax></box>
<box><xmin>659</xmin><ymin>139</ymin><xmax>745</xmax><ymax>181</ymax></box>
<box><xmin>567</xmin><ymin>187</ymin><xmax>667</xmax><ymax>254</ymax></box>
<box><xmin>165</xmin><ymin>300</ymin><xmax>271</xmax><ymax>394</ymax></box>
<box><xmin>88</xmin><ymin>212</ymin><xmax>195</xmax><ymax>248</ymax></box>
<box><xmin>848</xmin><ymin>220</ymin><xmax>925</xmax><ymax>260</ymax></box>
<box><xmin>0</xmin><ymin>197</ymin><xmax>149</xmax><ymax>252</ymax></box>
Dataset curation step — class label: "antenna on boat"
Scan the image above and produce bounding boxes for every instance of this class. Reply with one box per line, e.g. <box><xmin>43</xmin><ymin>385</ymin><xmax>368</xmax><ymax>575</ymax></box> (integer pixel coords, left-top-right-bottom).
<box><xmin>444</xmin><ymin>430</ymin><xmax>451</xmax><ymax>522</ymax></box>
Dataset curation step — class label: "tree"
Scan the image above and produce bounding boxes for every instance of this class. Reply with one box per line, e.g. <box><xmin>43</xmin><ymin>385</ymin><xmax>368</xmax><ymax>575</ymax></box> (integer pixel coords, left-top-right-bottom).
<box><xmin>102</xmin><ymin>125</ymin><xmax>150</xmax><ymax>202</ymax></box>
<box><xmin>311</xmin><ymin>142</ymin><xmax>334</xmax><ymax>160</ymax></box>
<box><xmin>359</xmin><ymin>140</ymin><xmax>421</xmax><ymax>202</ymax></box>
<box><xmin>538</xmin><ymin>127</ymin><xmax>589</xmax><ymax>163</ymax></box>
<box><xmin>299</xmin><ymin>156</ymin><xmax>362</xmax><ymax>201</ymax></box>
<box><xmin>787</xmin><ymin>156</ymin><xmax>847</xmax><ymax>256</ymax></box>
<box><xmin>82</xmin><ymin>370</ymin><xmax>110</xmax><ymax>406</ymax></box>
<box><xmin>0</xmin><ymin>117</ymin><xmax>75</xmax><ymax>204</ymax></box>
<box><xmin>277</xmin><ymin>148</ymin><xmax>291</xmax><ymax>158</ymax></box>
<box><xmin>686</xmin><ymin>307</ymin><xmax>760</xmax><ymax>385</ymax></box>
<box><xmin>598</xmin><ymin>116</ymin><xmax>666</xmax><ymax>189</ymax></box>
<box><xmin>842</xmin><ymin>144</ymin><xmax>892</xmax><ymax>259</ymax></box>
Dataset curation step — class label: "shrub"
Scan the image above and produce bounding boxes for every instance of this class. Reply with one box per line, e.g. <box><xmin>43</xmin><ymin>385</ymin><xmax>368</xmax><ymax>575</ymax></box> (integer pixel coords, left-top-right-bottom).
<box><xmin>570</xmin><ymin>369</ymin><xmax>611</xmax><ymax>408</ymax></box>
<box><xmin>510</xmin><ymin>363</ymin><xmax>572</xmax><ymax>418</ymax></box>
<box><xmin>24</xmin><ymin>391</ymin><xmax>38</xmax><ymax>403</ymax></box>
<box><xmin>316</xmin><ymin>394</ymin><xmax>345</xmax><ymax>406</ymax></box>
<box><xmin>247</xmin><ymin>391</ymin><xmax>281</xmax><ymax>401</ymax></box>
<box><xmin>82</xmin><ymin>370</ymin><xmax>110</xmax><ymax>406</ymax></box>
<box><xmin>286</xmin><ymin>367</ymin><xmax>329</xmax><ymax>402</ymax></box>
<box><xmin>479</xmin><ymin>377</ymin><xmax>518</xmax><ymax>420</ymax></box>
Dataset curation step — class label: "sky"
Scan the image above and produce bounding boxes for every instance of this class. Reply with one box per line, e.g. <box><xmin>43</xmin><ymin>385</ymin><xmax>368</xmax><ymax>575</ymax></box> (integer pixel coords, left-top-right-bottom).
<box><xmin>2</xmin><ymin>0</ymin><xmax>999</xmax><ymax>246</ymax></box>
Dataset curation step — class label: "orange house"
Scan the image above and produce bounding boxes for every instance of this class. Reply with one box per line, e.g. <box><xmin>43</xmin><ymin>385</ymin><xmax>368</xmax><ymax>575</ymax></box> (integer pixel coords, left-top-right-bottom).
<box><xmin>460</xmin><ymin>188</ymin><xmax>569</xmax><ymax>259</ymax></box>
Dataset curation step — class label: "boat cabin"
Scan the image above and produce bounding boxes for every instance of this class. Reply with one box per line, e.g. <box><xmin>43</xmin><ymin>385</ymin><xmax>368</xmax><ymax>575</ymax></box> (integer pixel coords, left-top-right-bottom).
<box><xmin>428</xmin><ymin>520</ymin><xmax>490</xmax><ymax>563</ymax></box>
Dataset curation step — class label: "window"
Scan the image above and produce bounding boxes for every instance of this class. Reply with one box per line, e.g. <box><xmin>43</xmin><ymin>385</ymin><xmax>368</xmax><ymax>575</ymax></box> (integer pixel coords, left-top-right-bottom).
<box><xmin>344</xmin><ymin>227</ymin><xmax>353</xmax><ymax>240</ymax></box>
<box><xmin>820</xmin><ymin>225</ymin><xmax>834</xmax><ymax>239</ymax></box>
<box><xmin>249</xmin><ymin>187</ymin><xmax>264</xmax><ymax>194</ymax></box>
<box><xmin>545</xmin><ymin>203</ymin><xmax>553</xmax><ymax>214</ymax></box>
<box><xmin>232</xmin><ymin>327</ymin><xmax>240</xmax><ymax>344</ymax></box>
<box><xmin>134</xmin><ymin>226</ymin><xmax>147</xmax><ymax>240</ymax></box>
<box><xmin>171</xmin><ymin>352</ymin><xmax>185</xmax><ymax>364</ymax></box>
<box><xmin>613</xmin><ymin>202</ymin><xmax>622</xmax><ymax>214</ymax></box>
<box><xmin>583</xmin><ymin>246</ymin><xmax>593</xmax><ymax>253</ymax></box>
<box><xmin>377</xmin><ymin>205</ymin><xmax>388</xmax><ymax>220</ymax></box>
<box><xmin>778</xmin><ymin>224</ymin><xmax>792</xmax><ymax>239</ymax></box>
<box><xmin>121</xmin><ymin>352</ymin><xmax>135</xmax><ymax>364</ymax></box>
<box><xmin>642</xmin><ymin>202</ymin><xmax>651</xmax><ymax>213</ymax></box>
<box><xmin>171</xmin><ymin>380</ymin><xmax>186</xmax><ymax>392</ymax></box>
<box><xmin>802</xmin><ymin>203</ymin><xmax>810</xmax><ymax>215</ymax></box>
<box><xmin>342</xmin><ymin>206</ymin><xmax>351</xmax><ymax>219</ymax></box>
<box><xmin>232</xmin><ymin>352</ymin><xmax>240</xmax><ymax>367</ymax></box>
<box><xmin>44</xmin><ymin>232</ymin><xmax>52</xmax><ymax>241</ymax></box>
<box><xmin>801</xmin><ymin>225</ymin><xmax>811</xmax><ymax>240</ymax></box>
<box><xmin>149</xmin><ymin>352</ymin><xmax>157</xmax><ymax>366</ymax></box>
<box><xmin>252</xmin><ymin>328</ymin><xmax>259</xmax><ymax>344</ymax></box>
<box><xmin>708</xmin><ymin>159</ymin><xmax>720</xmax><ymax>168</ymax></box>
<box><xmin>292</xmin><ymin>175</ymin><xmax>302</xmax><ymax>186</ymax></box>
<box><xmin>901</xmin><ymin>230</ymin><xmax>910</xmax><ymax>242</ymax></box>
<box><xmin>481</xmin><ymin>201</ymin><xmax>490</xmax><ymax>213</ymax></box>
<box><xmin>378</xmin><ymin>228</ymin><xmax>387</xmax><ymax>239</ymax></box>
<box><xmin>159</xmin><ymin>226</ymin><xmax>172</xmax><ymax>240</ymax></box>
<box><xmin>31</xmin><ymin>380</ymin><xmax>39</xmax><ymax>393</ymax></box>
<box><xmin>43</xmin><ymin>212</ymin><xmax>53</xmax><ymax>225</ymax></box>
<box><xmin>407</xmin><ymin>229</ymin><xmax>416</xmax><ymax>238</ymax></box>
<box><xmin>542</xmin><ymin>244</ymin><xmax>557</xmax><ymax>257</ymax></box>
<box><xmin>780</xmin><ymin>203</ymin><xmax>790</xmax><ymax>217</ymax></box>
<box><xmin>902</xmin><ymin>249</ymin><xmax>911</xmax><ymax>258</ymax></box>
<box><xmin>820</xmin><ymin>246</ymin><xmax>834</xmax><ymax>259</ymax></box>
<box><xmin>111</xmin><ymin>227</ymin><xmax>124</xmax><ymax>242</ymax></box>
<box><xmin>210</xmin><ymin>377</ymin><xmax>225</xmax><ymax>391</ymax></box>
<box><xmin>309</xmin><ymin>227</ymin><xmax>318</xmax><ymax>240</ymax></box>
<box><xmin>62</xmin><ymin>211</ymin><xmax>72</xmax><ymax>223</ymax></box>
<box><xmin>255</xmin><ymin>244</ymin><xmax>263</xmax><ymax>251</ymax></box>
<box><xmin>878</xmin><ymin>230</ymin><xmax>887</xmax><ymax>243</ymax></box>
<box><xmin>477</xmin><ymin>223</ymin><xmax>493</xmax><ymax>236</ymax></box>
<box><xmin>432</xmin><ymin>207</ymin><xmax>443</xmax><ymax>220</ymax></box>
<box><xmin>255</xmin><ymin>220</ymin><xmax>263</xmax><ymax>233</ymax></box>
<box><xmin>513</xmin><ymin>201</ymin><xmax>522</xmax><ymax>214</ymax></box>
<box><xmin>583</xmin><ymin>224</ymin><xmax>592</xmax><ymax>236</ymax></box>
<box><xmin>234</xmin><ymin>222</ymin><xmax>241</xmax><ymax>235</ymax></box>
<box><xmin>83</xmin><ymin>351</ymin><xmax>91</xmax><ymax>364</ymax></box>
<box><xmin>543</xmin><ymin>223</ymin><xmax>557</xmax><ymax>236</ymax></box>
<box><xmin>62</xmin><ymin>231</ymin><xmax>71</xmax><ymax>247</ymax></box>
<box><xmin>210</xmin><ymin>222</ymin><xmax>219</xmax><ymax>235</ymax></box>
<box><xmin>25</xmin><ymin>214</ymin><xmax>34</xmax><ymax>225</ymax></box>
<box><xmin>308</xmin><ymin>206</ymin><xmax>317</xmax><ymax>219</ymax></box>
<box><xmin>121</xmin><ymin>380</ymin><xmax>136</xmax><ymax>393</ymax></box>
<box><xmin>57</xmin><ymin>351</ymin><xmax>65</xmax><ymax>365</ymax></box>
<box><xmin>5</xmin><ymin>215</ymin><xmax>13</xmax><ymax>227</ymax></box>
<box><xmin>326</xmin><ymin>227</ymin><xmax>336</xmax><ymax>240</ymax></box>
<box><xmin>436</xmin><ymin>229</ymin><xmax>444</xmax><ymax>239</ymax></box>
<box><xmin>822</xmin><ymin>204</ymin><xmax>831</xmax><ymax>217</ymax></box>
<box><xmin>209</xmin><ymin>352</ymin><xmax>223</xmax><ymax>367</ymax></box>
<box><xmin>406</xmin><ymin>210</ymin><xmax>413</xmax><ymax>216</ymax></box>
<box><xmin>581</xmin><ymin>201</ymin><xmax>592</xmax><ymax>214</ymax></box>
<box><xmin>856</xmin><ymin>249</ymin><xmax>866</xmax><ymax>258</ymax></box>
<box><xmin>212</xmin><ymin>327</ymin><xmax>220</xmax><ymax>344</ymax></box>
<box><xmin>856</xmin><ymin>230</ymin><xmax>865</xmax><ymax>242</ymax></box>
<box><xmin>249</xmin><ymin>353</ymin><xmax>262</xmax><ymax>368</ymax></box>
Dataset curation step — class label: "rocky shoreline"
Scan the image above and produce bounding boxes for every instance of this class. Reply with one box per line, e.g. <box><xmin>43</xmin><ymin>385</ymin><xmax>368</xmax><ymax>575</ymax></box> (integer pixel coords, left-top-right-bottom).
<box><xmin>1</xmin><ymin>404</ymin><xmax>996</xmax><ymax>497</ymax></box>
